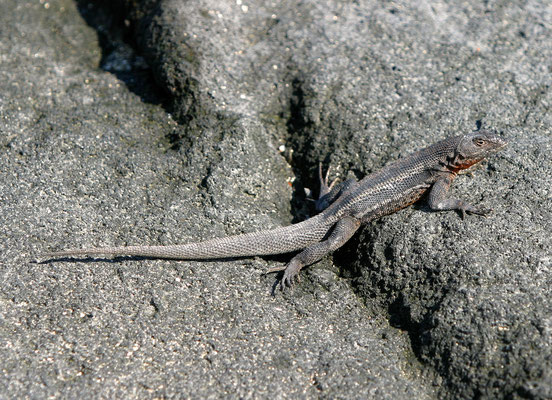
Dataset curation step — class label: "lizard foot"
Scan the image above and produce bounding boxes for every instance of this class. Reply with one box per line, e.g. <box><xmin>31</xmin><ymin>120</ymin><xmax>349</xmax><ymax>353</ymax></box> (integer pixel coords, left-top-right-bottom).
<box><xmin>318</xmin><ymin>162</ymin><xmax>337</xmax><ymax>198</ymax></box>
<box><xmin>266</xmin><ymin>260</ymin><xmax>304</xmax><ymax>290</ymax></box>
<box><xmin>304</xmin><ymin>164</ymin><xmax>336</xmax><ymax>202</ymax></box>
<box><xmin>279</xmin><ymin>259</ymin><xmax>302</xmax><ymax>290</ymax></box>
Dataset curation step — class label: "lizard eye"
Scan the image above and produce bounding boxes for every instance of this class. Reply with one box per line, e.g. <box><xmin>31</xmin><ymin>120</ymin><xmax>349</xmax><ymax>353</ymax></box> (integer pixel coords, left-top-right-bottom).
<box><xmin>473</xmin><ymin>138</ymin><xmax>486</xmax><ymax>147</ymax></box>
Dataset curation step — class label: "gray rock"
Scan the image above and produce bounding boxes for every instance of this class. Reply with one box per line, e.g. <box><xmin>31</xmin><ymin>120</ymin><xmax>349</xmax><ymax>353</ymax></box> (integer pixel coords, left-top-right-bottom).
<box><xmin>0</xmin><ymin>1</ymin><xmax>433</xmax><ymax>399</ymax></box>
<box><xmin>1</xmin><ymin>0</ymin><xmax>550</xmax><ymax>398</ymax></box>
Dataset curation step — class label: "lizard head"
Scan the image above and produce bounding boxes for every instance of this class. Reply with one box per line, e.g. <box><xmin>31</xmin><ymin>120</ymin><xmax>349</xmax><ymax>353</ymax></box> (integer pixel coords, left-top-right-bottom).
<box><xmin>450</xmin><ymin>131</ymin><xmax>507</xmax><ymax>171</ymax></box>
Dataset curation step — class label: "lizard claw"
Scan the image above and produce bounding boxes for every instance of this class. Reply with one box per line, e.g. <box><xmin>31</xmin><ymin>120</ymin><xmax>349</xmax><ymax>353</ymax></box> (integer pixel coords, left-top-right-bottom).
<box><xmin>318</xmin><ymin>163</ymin><xmax>337</xmax><ymax>198</ymax></box>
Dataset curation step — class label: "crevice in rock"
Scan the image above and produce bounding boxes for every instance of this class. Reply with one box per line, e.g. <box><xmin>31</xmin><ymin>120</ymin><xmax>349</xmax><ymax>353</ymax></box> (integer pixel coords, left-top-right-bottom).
<box><xmin>75</xmin><ymin>0</ymin><xmax>168</xmax><ymax>107</ymax></box>
<box><xmin>283</xmin><ymin>77</ymin><xmax>315</xmax><ymax>222</ymax></box>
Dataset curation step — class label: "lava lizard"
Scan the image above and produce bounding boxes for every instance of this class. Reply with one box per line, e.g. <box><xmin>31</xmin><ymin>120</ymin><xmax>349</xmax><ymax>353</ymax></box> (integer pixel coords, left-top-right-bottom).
<box><xmin>45</xmin><ymin>131</ymin><xmax>507</xmax><ymax>288</ymax></box>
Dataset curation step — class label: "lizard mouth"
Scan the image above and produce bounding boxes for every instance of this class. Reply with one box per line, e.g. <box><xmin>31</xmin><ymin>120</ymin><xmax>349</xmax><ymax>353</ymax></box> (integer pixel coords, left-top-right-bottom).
<box><xmin>495</xmin><ymin>137</ymin><xmax>508</xmax><ymax>149</ymax></box>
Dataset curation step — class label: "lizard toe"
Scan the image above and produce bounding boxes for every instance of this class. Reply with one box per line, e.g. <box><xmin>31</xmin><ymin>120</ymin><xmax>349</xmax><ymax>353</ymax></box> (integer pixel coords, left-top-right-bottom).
<box><xmin>466</xmin><ymin>206</ymin><xmax>493</xmax><ymax>216</ymax></box>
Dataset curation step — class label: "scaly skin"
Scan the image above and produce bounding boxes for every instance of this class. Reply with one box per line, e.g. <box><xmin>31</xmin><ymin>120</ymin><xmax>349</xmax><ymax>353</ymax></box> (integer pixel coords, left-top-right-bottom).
<box><xmin>44</xmin><ymin>131</ymin><xmax>507</xmax><ymax>289</ymax></box>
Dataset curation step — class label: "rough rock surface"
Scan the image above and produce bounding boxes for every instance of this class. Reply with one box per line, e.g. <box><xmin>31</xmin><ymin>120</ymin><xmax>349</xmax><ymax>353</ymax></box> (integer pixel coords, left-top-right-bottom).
<box><xmin>1</xmin><ymin>0</ymin><xmax>550</xmax><ymax>398</ymax></box>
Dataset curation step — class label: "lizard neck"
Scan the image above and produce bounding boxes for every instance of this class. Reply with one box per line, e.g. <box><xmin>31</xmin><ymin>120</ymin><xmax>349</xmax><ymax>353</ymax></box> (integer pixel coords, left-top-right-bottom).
<box><xmin>446</xmin><ymin>153</ymin><xmax>483</xmax><ymax>173</ymax></box>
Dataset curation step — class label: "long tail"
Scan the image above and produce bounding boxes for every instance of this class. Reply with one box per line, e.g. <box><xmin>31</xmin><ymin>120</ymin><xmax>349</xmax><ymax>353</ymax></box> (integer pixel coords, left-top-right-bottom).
<box><xmin>44</xmin><ymin>214</ymin><xmax>332</xmax><ymax>260</ymax></box>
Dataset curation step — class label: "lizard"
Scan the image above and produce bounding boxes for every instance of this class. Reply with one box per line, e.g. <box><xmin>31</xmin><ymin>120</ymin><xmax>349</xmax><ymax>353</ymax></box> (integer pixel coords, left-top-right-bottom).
<box><xmin>44</xmin><ymin>131</ymin><xmax>507</xmax><ymax>289</ymax></box>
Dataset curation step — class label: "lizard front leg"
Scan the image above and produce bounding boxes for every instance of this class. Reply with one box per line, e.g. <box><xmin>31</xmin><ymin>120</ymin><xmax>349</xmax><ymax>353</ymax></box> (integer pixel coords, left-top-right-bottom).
<box><xmin>428</xmin><ymin>174</ymin><xmax>492</xmax><ymax>219</ymax></box>
<box><xmin>276</xmin><ymin>216</ymin><xmax>361</xmax><ymax>289</ymax></box>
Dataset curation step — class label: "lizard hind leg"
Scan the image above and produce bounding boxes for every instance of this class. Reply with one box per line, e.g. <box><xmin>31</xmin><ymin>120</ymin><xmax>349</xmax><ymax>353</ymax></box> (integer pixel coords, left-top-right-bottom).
<box><xmin>315</xmin><ymin>163</ymin><xmax>358</xmax><ymax>212</ymax></box>
<box><xmin>278</xmin><ymin>216</ymin><xmax>361</xmax><ymax>289</ymax></box>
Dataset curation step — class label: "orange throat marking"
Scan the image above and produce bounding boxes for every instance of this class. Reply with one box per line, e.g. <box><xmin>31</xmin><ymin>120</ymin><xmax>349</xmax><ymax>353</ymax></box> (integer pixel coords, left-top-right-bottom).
<box><xmin>450</xmin><ymin>159</ymin><xmax>481</xmax><ymax>173</ymax></box>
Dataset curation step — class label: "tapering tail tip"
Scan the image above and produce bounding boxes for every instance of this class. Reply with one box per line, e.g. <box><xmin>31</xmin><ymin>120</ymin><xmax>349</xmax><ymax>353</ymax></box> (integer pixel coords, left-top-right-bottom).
<box><xmin>31</xmin><ymin>252</ymin><xmax>63</xmax><ymax>263</ymax></box>
<box><xmin>38</xmin><ymin>248</ymin><xmax>98</xmax><ymax>261</ymax></box>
